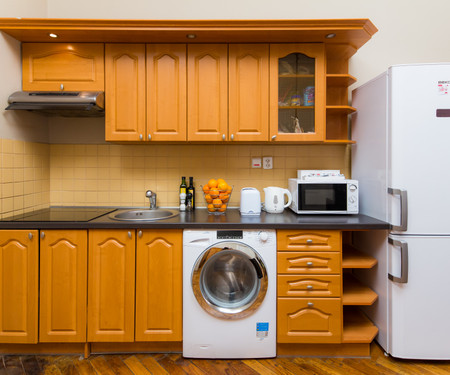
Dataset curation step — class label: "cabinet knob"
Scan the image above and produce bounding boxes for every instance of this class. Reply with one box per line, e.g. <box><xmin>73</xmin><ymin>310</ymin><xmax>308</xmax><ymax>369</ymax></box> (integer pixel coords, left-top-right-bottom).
<box><xmin>307</xmin><ymin>302</ymin><xmax>314</xmax><ymax>307</ymax></box>
<box><xmin>306</xmin><ymin>239</ymin><xmax>313</xmax><ymax>244</ymax></box>
<box><xmin>28</xmin><ymin>232</ymin><xmax>33</xmax><ymax>240</ymax></box>
<box><xmin>306</xmin><ymin>261</ymin><xmax>313</xmax><ymax>267</ymax></box>
<box><xmin>222</xmin><ymin>134</ymin><xmax>226</xmax><ymax>141</ymax></box>
<box><xmin>60</xmin><ymin>83</ymin><xmax>64</xmax><ymax>91</ymax></box>
<box><xmin>148</xmin><ymin>134</ymin><xmax>152</xmax><ymax>141</ymax></box>
<box><xmin>271</xmin><ymin>135</ymin><xmax>277</xmax><ymax>141</ymax></box>
<box><xmin>230</xmin><ymin>134</ymin><xmax>234</xmax><ymax>141</ymax></box>
<box><xmin>40</xmin><ymin>232</ymin><xmax>45</xmax><ymax>239</ymax></box>
<box><xmin>128</xmin><ymin>231</ymin><xmax>132</xmax><ymax>239</ymax></box>
<box><xmin>139</xmin><ymin>134</ymin><xmax>143</xmax><ymax>141</ymax></box>
<box><xmin>138</xmin><ymin>230</ymin><xmax>143</xmax><ymax>238</ymax></box>
<box><xmin>306</xmin><ymin>285</ymin><xmax>314</xmax><ymax>290</ymax></box>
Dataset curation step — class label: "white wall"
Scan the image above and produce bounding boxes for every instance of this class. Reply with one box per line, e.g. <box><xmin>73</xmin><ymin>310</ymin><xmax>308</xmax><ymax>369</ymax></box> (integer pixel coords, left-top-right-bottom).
<box><xmin>45</xmin><ymin>0</ymin><xmax>450</xmax><ymax>86</ymax></box>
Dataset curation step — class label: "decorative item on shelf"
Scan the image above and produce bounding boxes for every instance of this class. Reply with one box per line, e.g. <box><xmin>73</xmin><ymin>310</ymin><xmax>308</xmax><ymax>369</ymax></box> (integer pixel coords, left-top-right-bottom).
<box><xmin>303</xmin><ymin>86</ymin><xmax>315</xmax><ymax>106</ymax></box>
<box><xmin>201</xmin><ymin>178</ymin><xmax>233</xmax><ymax>214</ymax></box>
<box><xmin>291</xmin><ymin>116</ymin><xmax>303</xmax><ymax>133</ymax></box>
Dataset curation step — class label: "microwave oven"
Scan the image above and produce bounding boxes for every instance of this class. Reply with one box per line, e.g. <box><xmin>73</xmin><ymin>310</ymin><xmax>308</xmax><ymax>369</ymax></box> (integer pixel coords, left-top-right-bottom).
<box><xmin>288</xmin><ymin>178</ymin><xmax>358</xmax><ymax>214</ymax></box>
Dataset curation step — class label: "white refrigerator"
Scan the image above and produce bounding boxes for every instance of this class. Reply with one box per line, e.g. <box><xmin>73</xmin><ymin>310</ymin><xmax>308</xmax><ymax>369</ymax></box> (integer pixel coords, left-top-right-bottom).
<box><xmin>351</xmin><ymin>63</ymin><xmax>450</xmax><ymax>360</ymax></box>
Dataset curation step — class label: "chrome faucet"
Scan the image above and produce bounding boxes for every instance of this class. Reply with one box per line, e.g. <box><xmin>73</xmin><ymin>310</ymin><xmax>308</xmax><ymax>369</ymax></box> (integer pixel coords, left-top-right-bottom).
<box><xmin>145</xmin><ymin>190</ymin><xmax>157</xmax><ymax>209</ymax></box>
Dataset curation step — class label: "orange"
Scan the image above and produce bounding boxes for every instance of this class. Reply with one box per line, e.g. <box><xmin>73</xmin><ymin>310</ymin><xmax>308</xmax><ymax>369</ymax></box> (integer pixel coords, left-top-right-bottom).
<box><xmin>218</xmin><ymin>204</ymin><xmax>227</xmax><ymax>212</ymax></box>
<box><xmin>218</xmin><ymin>181</ymin><xmax>228</xmax><ymax>192</ymax></box>
<box><xmin>209</xmin><ymin>188</ymin><xmax>219</xmax><ymax>198</ymax></box>
<box><xmin>226</xmin><ymin>186</ymin><xmax>232</xmax><ymax>194</ymax></box>
<box><xmin>217</xmin><ymin>178</ymin><xmax>226</xmax><ymax>186</ymax></box>
<box><xmin>221</xmin><ymin>194</ymin><xmax>230</xmax><ymax>203</ymax></box>
<box><xmin>212</xmin><ymin>198</ymin><xmax>222</xmax><ymax>208</ymax></box>
<box><xmin>208</xmin><ymin>179</ymin><xmax>218</xmax><ymax>188</ymax></box>
<box><xmin>207</xmin><ymin>204</ymin><xmax>216</xmax><ymax>212</ymax></box>
<box><xmin>204</xmin><ymin>194</ymin><xmax>213</xmax><ymax>203</ymax></box>
<box><xmin>202</xmin><ymin>185</ymin><xmax>210</xmax><ymax>194</ymax></box>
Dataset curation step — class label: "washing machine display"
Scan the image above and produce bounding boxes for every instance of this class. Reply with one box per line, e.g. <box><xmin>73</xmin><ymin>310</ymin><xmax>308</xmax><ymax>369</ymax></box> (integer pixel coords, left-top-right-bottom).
<box><xmin>192</xmin><ymin>241</ymin><xmax>268</xmax><ymax>319</ymax></box>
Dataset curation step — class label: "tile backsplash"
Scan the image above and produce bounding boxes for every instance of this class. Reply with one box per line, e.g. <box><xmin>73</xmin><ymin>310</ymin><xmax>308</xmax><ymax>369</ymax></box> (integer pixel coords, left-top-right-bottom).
<box><xmin>1</xmin><ymin>139</ymin><xmax>350</xmax><ymax>216</ymax></box>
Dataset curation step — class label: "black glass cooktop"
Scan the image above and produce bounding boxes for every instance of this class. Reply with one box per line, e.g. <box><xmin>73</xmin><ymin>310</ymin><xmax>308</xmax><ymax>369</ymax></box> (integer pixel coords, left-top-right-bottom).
<box><xmin>1</xmin><ymin>207</ymin><xmax>116</xmax><ymax>222</ymax></box>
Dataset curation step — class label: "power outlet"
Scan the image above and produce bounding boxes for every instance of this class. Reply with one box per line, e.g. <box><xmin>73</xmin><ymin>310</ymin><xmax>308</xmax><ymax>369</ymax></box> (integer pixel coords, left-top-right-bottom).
<box><xmin>263</xmin><ymin>156</ymin><xmax>273</xmax><ymax>169</ymax></box>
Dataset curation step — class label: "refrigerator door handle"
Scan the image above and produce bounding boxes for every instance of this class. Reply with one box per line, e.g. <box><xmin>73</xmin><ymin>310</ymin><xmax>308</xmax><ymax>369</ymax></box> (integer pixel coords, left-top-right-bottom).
<box><xmin>388</xmin><ymin>188</ymin><xmax>408</xmax><ymax>231</ymax></box>
<box><xmin>388</xmin><ymin>237</ymin><xmax>409</xmax><ymax>283</ymax></box>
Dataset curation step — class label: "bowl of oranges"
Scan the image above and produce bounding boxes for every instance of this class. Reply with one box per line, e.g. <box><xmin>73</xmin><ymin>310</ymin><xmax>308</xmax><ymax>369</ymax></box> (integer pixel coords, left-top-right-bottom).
<box><xmin>202</xmin><ymin>178</ymin><xmax>233</xmax><ymax>214</ymax></box>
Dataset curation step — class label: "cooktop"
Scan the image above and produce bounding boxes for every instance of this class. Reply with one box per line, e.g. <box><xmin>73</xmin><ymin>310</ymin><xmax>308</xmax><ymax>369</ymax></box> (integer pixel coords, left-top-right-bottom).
<box><xmin>1</xmin><ymin>207</ymin><xmax>116</xmax><ymax>222</ymax></box>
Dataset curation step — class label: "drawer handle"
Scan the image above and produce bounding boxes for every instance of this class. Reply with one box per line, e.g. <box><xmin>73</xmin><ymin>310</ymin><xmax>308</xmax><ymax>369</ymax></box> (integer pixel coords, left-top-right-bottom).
<box><xmin>306</xmin><ymin>261</ymin><xmax>313</xmax><ymax>267</ymax></box>
<box><xmin>307</xmin><ymin>302</ymin><xmax>314</xmax><ymax>307</ymax></box>
<box><xmin>306</xmin><ymin>285</ymin><xmax>314</xmax><ymax>290</ymax></box>
<box><xmin>306</xmin><ymin>239</ymin><xmax>313</xmax><ymax>244</ymax></box>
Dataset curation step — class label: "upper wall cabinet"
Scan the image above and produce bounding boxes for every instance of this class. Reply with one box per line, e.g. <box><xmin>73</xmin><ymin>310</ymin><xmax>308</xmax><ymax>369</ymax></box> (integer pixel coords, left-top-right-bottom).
<box><xmin>269</xmin><ymin>44</ymin><xmax>326</xmax><ymax>142</ymax></box>
<box><xmin>22</xmin><ymin>43</ymin><xmax>104</xmax><ymax>91</ymax></box>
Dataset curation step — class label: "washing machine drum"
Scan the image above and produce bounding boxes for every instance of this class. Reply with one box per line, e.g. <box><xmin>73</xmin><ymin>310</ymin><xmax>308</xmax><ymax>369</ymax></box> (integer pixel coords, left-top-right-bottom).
<box><xmin>191</xmin><ymin>241</ymin><xmax>268</xmax><ymax>320</ymax></box>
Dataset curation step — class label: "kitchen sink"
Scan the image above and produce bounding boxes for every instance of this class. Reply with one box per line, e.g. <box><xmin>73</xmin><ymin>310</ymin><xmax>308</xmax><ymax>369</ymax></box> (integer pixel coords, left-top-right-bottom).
<box><xmin>109</xmin><ymin>209</ymin><xmax>179</xmax><ymax>221</ymax></box>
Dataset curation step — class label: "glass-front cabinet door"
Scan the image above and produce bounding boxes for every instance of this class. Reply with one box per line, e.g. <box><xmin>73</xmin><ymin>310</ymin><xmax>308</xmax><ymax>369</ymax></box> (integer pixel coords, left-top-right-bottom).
<box><xmin>269</xmin><ymin>44</ymin><xmax>326</xmax><ymax>142</ymax></box>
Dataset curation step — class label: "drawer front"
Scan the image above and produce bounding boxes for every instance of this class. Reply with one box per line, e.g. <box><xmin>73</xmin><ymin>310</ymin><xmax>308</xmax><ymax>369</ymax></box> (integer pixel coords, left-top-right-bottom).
<box><xmin>278</xmin><ymin>275</ymin><xmax>341</xmax><ymax>297</ymax></box>
<box><xmin>277</xmin><ymin>230</ymin><xmax>341</xmax><ymax>252</ymax></box>
<box><xmin>277</xmin><ymin>297</ymin><xmax>341</xmax><ymax>343</ymax></box>
<box><xmin>278</xmin><ymin>252</ymin><xmax>340</xmax><ymax>274</ymax></box>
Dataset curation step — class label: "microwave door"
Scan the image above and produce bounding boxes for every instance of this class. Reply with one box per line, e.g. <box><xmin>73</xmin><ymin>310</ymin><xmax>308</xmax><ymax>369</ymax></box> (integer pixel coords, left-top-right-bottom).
<box><xmin>299</xmin><ymin>183</ymin><xmax>347</xmax><ymax>212</ymax></box>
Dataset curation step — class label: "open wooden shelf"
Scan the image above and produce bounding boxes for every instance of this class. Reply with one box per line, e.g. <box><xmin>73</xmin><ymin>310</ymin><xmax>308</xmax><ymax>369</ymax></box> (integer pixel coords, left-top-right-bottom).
<box><xmin>342</xmin><ymin>307</ymin><xmax>378</xmax><ymax>343</ymax></box>
<box><xmin>326</xmin><ymin>105</ymin><xmax>356</xmax><ymax>115</ymax></box>
<box><xmin>342</xmin><ymin>245</ymin><xmax>378</xmax><ymax>269</ymax></box>
<box><xmin>324</xmin><ymin>139</ymin><xmax>356</xmax><ymax>144</ymax></box>
<box><xmin>326</xmin><ymin>74</ymin><xmax>357</xmax><ymax>87</ymax></box>
<box><xmin>342</xmin><ymin>273</ymin><xmax>378</xmax><ymax>305</ymax></box>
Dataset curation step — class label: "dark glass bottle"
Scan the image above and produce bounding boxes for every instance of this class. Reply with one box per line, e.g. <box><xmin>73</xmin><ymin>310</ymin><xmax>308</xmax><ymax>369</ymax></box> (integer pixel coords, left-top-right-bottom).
<box><xmin>187</xmin><ymin>176</ymin><xmax>195</xmax><ymax>210</ymax></box>
<box><xmin>180</xmin><ymin>176</ymin><xmax>187</xmax><ymax>195</ymax></box>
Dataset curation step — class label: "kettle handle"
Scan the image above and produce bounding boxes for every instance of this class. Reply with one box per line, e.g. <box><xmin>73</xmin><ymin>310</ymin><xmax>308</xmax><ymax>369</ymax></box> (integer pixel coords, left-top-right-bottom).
<box><xmin>283</xmin><ymin>189</ymin><xmax>293</xmax><ymax>208</ymax></box>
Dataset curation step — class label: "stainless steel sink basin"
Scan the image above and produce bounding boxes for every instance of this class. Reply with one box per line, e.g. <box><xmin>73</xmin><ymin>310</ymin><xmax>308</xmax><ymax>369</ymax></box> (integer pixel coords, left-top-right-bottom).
<box><xmin>109</xmin><ymin>209</ymin><xmax>179</xmax><ymax>221</ymax></box>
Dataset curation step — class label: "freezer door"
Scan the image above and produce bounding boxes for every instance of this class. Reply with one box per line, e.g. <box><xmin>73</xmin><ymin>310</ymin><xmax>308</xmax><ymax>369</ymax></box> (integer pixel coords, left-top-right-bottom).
<box><xmin>389</xmin><ymin>234</ymin><xmax>450</xmax><ymax>359</ymax></box>
<box><xmin>389</xmin><ymin>64</ymin><xmax>450</xmax><ymax>234</ymax></box>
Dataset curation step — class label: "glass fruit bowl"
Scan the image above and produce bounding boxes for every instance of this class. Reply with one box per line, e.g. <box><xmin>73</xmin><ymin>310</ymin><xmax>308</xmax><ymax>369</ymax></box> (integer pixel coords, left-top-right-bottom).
<box><xmin>201</xmin><ymin>185</ymin><xmax>233</xmax><ymax>214</ymax></box>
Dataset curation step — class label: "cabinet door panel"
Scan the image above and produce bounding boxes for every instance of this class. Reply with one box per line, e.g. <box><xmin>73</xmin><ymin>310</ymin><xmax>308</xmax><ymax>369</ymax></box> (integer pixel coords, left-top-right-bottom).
<box><xmin>147</xmin><ymin>44</ymin><xmax>187</xmax><ymax>141</ymax></box>
<box><xmin>88</xmin><ymin>230</ymin><xmax>135</xmax><ymax>342</ymax></box>
<box><xmin>22</xmin><ymin>43</ymin><xmax>104</xmax><ymax>91</ymax></box>
<box><xmin>40</xmin><ymin>230</ymin><xmax>87</xmax><ymax>343</ymax></box>
<box><xmin>136</xmin><ymin>230</ymin><xmax>182</xmax><ymax>341</ymax></box>
<box><xmin>188</xmin><ymin>44</ymin><xmax>228</xmax><ymax>141</ymax></box>
<box><xmin>277</xmin><ymin>298</ymin><xmax>341</xmax><ymax>343</ymax></box>
<box><xmin>105</xmin><ymin>44</ymin><xmax>146</xmax><ymax>141</ymax></box>
<box><xmin>229</xmin><ymin>44</ymin><xmax>269</xmax><ymax>141</ymax></box>
<box><xmin>0</xmin><ymin>230</ymin><xmax>38</xmax><ymax>343</ymax></box>
<box><xmin>277</xmin><ymin>230</ymin><xmax>341</xmax><ymax>252</ymax></box>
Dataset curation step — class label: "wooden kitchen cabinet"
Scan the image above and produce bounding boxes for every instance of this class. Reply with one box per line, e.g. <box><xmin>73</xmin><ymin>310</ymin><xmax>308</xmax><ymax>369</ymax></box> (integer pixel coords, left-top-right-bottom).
<box><xmin>22</xmin><ymin>43</ymin><xmax>104</xmax><ymax>91</ymax></box>
<box><xmin>147</xmin><ymin>44</ymin><xmax>187</xmax><ymax>141</ymax></box>
<box><xmin>0</xmin><ymin>230</ymin><xmax>38</xmax><ymax>344</ymax></box>
<box><xmin>88</xmin><ymin>229</ymin><xmax>136</xmax><ymax>342</ymax></box>
<box><xmin>135</xmin><ymin>229</ymin><xmax>182</xmax><ymax>341</ymax></box>
<box><xmin>228</xmin><ymin>44</ymin><xmax>269</xmax><ymax>142</ymax></box>
<box><xmin>187</xmin><ymin>44</ymin><xmax>228</xmax><ymax>141</ymax></box>
<box><xmin>39</xmin><ymin>230</ymin><xmax>87</xmax><ymax>343</ymax></box>
<box><xmin>277</xmin><ymin>230</ymin><xmax>342</xmax><ymax>344</ymax></box>
<box><xmin>105</xmin><ymin>44</ymin><xmax>146</xmax><ymax>141</ymax></box>
<box><xmin>269</xmin><ymin>44</ymin><xmax>326</xmax><ymax>142</ymax></box>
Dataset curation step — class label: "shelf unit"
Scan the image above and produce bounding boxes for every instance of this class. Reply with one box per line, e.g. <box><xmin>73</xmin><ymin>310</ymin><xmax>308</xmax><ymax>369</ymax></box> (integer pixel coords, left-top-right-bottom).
<box><xmin>342</xmin><ymin>244</ymin><xmax>378</xmax><ymax>344</ymax></box>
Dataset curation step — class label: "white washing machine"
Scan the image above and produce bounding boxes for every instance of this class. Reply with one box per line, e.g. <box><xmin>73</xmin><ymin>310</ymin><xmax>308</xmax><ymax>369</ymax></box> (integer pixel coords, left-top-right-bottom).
<box><xmin>183</xmin><ymin>229</ymin><xmax>276</xmax><ymax>359</ymax></box>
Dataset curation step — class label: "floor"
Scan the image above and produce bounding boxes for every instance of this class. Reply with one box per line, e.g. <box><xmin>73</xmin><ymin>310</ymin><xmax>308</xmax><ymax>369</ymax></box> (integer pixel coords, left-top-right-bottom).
<box><xmin>2</xmin><ymin>343</ymin><xmax>450</xmax><ymax>375</ymax></box>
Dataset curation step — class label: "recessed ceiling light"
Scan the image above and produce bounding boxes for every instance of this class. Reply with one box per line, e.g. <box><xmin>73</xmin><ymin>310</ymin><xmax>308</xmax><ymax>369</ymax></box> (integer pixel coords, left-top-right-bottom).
<box><xmin>186</xmin><ymin>34</ymin><xmax>197</xmax><ymax>39</ymax></box>
<box><xmin>325</xmin><ymin>33</ymin><xmax>336</xmax><ymax>39</ymax></box>
<box><xmin>49</xmin><ymin>33</ymin><xmax>58</xmax><ymax>38</ymax></box>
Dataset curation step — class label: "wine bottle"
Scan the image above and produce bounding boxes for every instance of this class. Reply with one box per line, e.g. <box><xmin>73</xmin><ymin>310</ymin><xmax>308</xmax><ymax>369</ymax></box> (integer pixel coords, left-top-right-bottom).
<box><xmin>187</xmin><ymin>176</ymin><xmax>195</xmax><ymax>210</ymax></box>
<box><xmin>179</xmin><ymin>176</ymin><xmax>187</xmax><ymax>202</ymax></box>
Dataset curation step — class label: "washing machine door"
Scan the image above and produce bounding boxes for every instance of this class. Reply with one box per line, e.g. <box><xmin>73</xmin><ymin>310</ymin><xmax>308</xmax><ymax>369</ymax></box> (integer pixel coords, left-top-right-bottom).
<box><xmin>192</xmin><ymin>241</ymin><xmax>268</xmax><ymax>320</ymax></box>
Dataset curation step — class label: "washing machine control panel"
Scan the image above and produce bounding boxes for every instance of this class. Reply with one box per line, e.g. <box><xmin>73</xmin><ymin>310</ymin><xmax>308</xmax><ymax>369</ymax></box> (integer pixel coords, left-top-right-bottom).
<box><xmin>217</xmin><ymin>230</ymin><xmax>244</xmax><ymax>239</ymax></box>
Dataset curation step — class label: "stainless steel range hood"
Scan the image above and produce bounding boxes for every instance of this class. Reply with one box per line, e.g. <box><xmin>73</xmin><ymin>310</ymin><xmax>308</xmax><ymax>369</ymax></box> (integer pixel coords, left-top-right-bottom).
<box><xmin>6</xmin><ymin>91</ymin><xmax>105</xmax><ymax>117</ymax></box>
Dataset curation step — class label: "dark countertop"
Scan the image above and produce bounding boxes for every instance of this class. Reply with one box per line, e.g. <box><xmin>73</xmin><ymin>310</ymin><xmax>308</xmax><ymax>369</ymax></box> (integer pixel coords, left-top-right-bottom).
<box><xmin>0</xmin><ymin>207</ymin><xmax>390</xmax><ymax>230</ymax></box>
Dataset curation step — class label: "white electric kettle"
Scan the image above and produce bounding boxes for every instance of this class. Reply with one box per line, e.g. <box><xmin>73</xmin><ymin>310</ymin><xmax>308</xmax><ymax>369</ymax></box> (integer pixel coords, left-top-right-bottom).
<box><xmin>263</xmin><ymin>187</ymin><xmax>292</xmax><ymax>213</ymax></box>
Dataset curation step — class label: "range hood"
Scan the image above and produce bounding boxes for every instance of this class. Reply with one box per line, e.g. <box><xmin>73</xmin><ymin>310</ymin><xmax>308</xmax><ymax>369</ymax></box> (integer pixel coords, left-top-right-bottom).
<box><xmin>6</xmin><ymin>91</ymin><xmax>105</xmax><ymax>117</ymax></box>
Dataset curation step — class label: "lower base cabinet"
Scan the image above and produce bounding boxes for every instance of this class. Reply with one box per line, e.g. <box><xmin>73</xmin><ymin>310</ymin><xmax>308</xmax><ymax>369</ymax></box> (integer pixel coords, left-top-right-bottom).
<box><xmin>0</xmin><ymin>230</ymin><xmax>38</xmax><ymax>344</ymax></box>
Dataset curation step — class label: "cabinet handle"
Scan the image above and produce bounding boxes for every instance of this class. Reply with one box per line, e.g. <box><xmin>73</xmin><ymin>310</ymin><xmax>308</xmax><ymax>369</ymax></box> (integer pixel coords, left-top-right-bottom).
<box><xmin>306</xmin><ymin>261</ymin><xmax>313</xmax><ymax>267</ymax></box>
<box><xmin>306</xmin><ymin>285</ymin><xmax>313</xmax><ymax>290</ymax></box>
<box><xmin>271</xmin><ymin>135</ymin><xmax>277</xmax><ymax>141</ymax></box>
<box><xmin>230</xmin><ymin>134</ymin><xmax>234</xmax><ymax>141</ymax></box>
<box><xmin>60</xmin><ymin>83</ymin><xmax>64</xmax><ymax>91</ymax></box>
<box><xmin>128</xmin><ymin>231</ymin><xmax>132</xmax><ymax>239</ymax></box>
<box><xmin>222</xmin><ymin>134</ymin><xmax>226</xmax><ymax>141</ymax></box>
<box><xmin>139</xmin><ymin>134</ymin><xmax>143</xmax><ymax>141</ymax></box>
<box><xmin>138</xmin><ymin>230</ymin><xmax>143</xmax><ymax>238</ymax></box>
<box><xmin>148</xmin><ymin>134</ymin><xmax>151</xmax><ymax>141</ymax></box>
<box><xmin>307</xmin><ymin>302</ymin><xmax>314</xmax><ymax>307</ymax></box>
<box><xmin>306</xmin><ymin>239</ymin><xmax>313</xmax><ymax>244</ymax></box>
<box><xmin>40</xmin><ymin>232</ymin><xmax>45</xmax><ymax>239</ymax></box>
<box><xmin>28</xmin><ymin>232</ymin><xmax>33</xmax><ymax>240</ymax></box>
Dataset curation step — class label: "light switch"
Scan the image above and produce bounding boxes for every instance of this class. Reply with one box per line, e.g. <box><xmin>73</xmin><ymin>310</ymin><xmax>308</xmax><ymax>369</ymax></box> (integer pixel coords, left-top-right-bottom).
<box><xmin>251</xmin><ymin>157</ymin><xmax>262</xmax><ymax>168</ymax></box>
